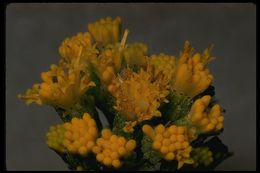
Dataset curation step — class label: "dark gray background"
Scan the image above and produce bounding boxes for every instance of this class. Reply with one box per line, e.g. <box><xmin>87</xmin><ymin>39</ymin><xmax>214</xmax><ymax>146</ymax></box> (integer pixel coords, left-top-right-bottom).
<box><xmin>6</xmin><ymin>3</ymin><xmax>256</xmax><ymax>171</ymax></box>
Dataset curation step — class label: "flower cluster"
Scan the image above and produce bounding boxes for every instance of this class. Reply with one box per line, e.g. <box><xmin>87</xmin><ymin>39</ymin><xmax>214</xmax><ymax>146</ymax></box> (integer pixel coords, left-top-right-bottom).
<box><xmin>62</xmin><ymin>113</ymin><xmax>98</xmax><ymax>156</ymax></box>
<box><xmin>149</xmin><ymin>53</ymin><xmax>176</xmax><ymax>81</ymax></box>
<box><xmin>46</xmin><ymin>124</ymin><xmax>66</xmax><ymax>153</ymax></box>
<box><xmin>188</xmin><ymin>95</ymin><xmax>224</xmax><ymax>133</ymax></box>
<box><xmin>93</xmin><ymin>129</ymin><xmax>136</xmax><ymax>168</ymax></box>
<box><xmin>18</xmin><ymin>60</ymin><xmax>95</xmax><ymax>110</ymax></box>
<box><xmin>109</xmin><ymin>68</ymin><xmax>169</xmax><ymax>131</ymax></box>
<box><xmin>46</xmin><ymin>113</ymin><xmax>98</xmax><ymax>156</ymax></box>
<box><xmin>142</xmin><ymin>124</ymin><xmax>193</xmax><ymax>169</ymax></box>
<box><xmin>18</xmin><ymin>16</ymin><xmax>230</xmax><ymax>171</ymax></box>
<box><xmin>87</xmin><ymin>16</ymin><xmax>121</xmax><ymax>46</ymax></box>
<box><xmin>170</xmin><ymin>41</ymin><xmax>214</xmax><ymax>97</ymax></box>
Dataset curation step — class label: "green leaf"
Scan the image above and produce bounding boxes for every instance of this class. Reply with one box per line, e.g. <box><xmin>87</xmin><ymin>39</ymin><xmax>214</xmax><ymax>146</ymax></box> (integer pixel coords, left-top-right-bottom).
<box><xmin>141</xmin><ymin>135</ymin><xmax>162</xmax><ymax>169</ymax></box>
<box><xmin>87</xmin><ymin>71</ymin><xmax>117</xmax><ymax>126</ymax></box>
<box><xmin>160</xmin><ymin>92</ymin><xmax>192</xmax><ymax>122</ymax></box>
<box><xmin>54</xmin><ymin>93</ymin><xmax>103</xmax><ymax>131</ymax></box>
<box><xmin>112</xmin><ymin>113</ymin><xmax>133</xmax><ymax>139</ymax></box>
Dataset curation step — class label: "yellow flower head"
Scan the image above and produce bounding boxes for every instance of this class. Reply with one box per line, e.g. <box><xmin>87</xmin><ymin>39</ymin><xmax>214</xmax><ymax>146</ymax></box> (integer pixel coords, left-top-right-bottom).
<box><xmin>171</xmin><ymin>41</ymin><xmax>214</xmax><ymax>98</ymax></box>
<box><xmin>85</xmin><ymin>29</ymin><xmax>129</xmax><ymax>89</ymax></box>
<box><xmin>123</xmin><ymin>42</ymin><xmax>148</xmax><ymax>68</ymax></box>
<box><xmin>88</xmin><ymin>16</ymin><xmax>122</xmax><ymax>46</ymax></box>
<box><xmin>46</xmin><ymin>124</ymin><xmax>66</xmax><ymax>153</ymax></box>
<box><xmin>188</xmin><ymin>95</ymin><xmax>224</xmax><ymax>133</ymax></box>
<box><xmin>108</xmin><ymin>68</ymin><xmax>169</xmax><ymax>124</ymax></box>
<box><xmin>92</xmin><ymin>45</ymin><xmax>121</xmax><ymax>85</ymax></box>
<box><xmin>142</xmin><ymin>124</ymin><xmax>193</xmax><ymax>169</ymax></box>
<box><xmin>63</xmin><ymin>113</ymin><xmax>98</xmax><ymax>156</ymax></box>
<box><xmin>58</xmin><ymin>31</ymin><xmax>99</xmax><ymax>75</ymax></box>
<box><xmin>59</xmin><ymin>32</ymin><xmax>92</xmax><ymax>62</ymax></box>
<box><xmin>149</xmin><ymin>53</ymin><xmax>176</xmax><ymax>82</ymax></box>
<box><xmin>18</xmin><ymin>58</ymin><xmax>95</xmax><ymax>110</ymax></box>
<box><xmin>93</xmin><ymin>128</ymin><xmax>136</xmax><ymax>168</ymax></box>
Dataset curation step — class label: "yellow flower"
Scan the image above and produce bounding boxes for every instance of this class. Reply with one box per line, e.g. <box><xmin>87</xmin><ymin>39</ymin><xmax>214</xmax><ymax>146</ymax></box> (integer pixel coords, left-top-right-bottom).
<box><xmin>93</xmin><ymin>129</ymin><xmax>136</xmax><ymax>168</ymax></box>
<box><xmin>58</xmin><ymin>31</ymin><xmax>99</xmax><ymax>75</ymax></box>
<box><xmin>142</xmin><ymin>124</ymin><xmax>194</xmax><ymax>169</ymax></box>
<box><xmin>63</xmin><ymin>113</ymin><xmax>98</xmax><ymax>156</ymax></box>
<box><xmin>92</xmin><ymin>44</ymin><xmax>121</xmax><ymax>85</ymax></box>
<box><xmin>170</xmin><ymin>41</ymin><xmax>214</xmax><ymax>98</ymax></box>
<box><xmin>108</xmin><ymin>68</ymin><xmax>169</xmax><ymax>123</ymax></box>
<box><xmin>59</xmin><ymin>32</ymin><xmax>92</xmax><ymax>62</ymax></box>
<box><xmin>123</xmin><ymin>42</ymin><xmax>148</xmax><ymax>68</ymax></box>
<box><xmin>188</xmin><ymin>95</ymin><xmax>224</xmax><ymax>133</ymax></box>
<box><xmin>85</xmin><ymin>29</ymin><xmax>129</xmax><ymax>88</ymax></box>
<box><xmin>18</xmin><ymin>55</ymin><xmax>95</xmax><ymax>110</ymax></box>
<box><xmin>149</xmin><ymin>53</ymin><xmax>176</xmax><ymax>82</ymax></box>
<box><xmin>88</xmin><ymin>16</ymin><xmax>122</xmax><ymax>46</ymax></box>
<box><xmin>18</xmin><ymin>84</ymin><xmax>42</xmax><ymax>105</ymax></box>
<box><xmin>46</xmin><ymin>124</ymin><xmax>66</xmax><ymax>153</ymax></box>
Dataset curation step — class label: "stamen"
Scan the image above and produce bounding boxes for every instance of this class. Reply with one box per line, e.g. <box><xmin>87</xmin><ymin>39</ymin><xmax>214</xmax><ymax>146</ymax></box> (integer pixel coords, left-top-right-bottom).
<box><xmin>119</xmin><ymin>29</ymin><xmax>129</xmax><ymax>51</ymax></box>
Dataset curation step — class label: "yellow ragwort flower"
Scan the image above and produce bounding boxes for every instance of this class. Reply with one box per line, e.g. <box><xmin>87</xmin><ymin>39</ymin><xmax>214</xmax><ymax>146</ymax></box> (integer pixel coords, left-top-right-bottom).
<box><xmin>93</xmin><ymin>128</ymin><xmax>136</xmax><ymax>168</ymax></box>
<box><xmin>88</xmin><ymin>16</ymin><xmax>122</xmax><ymax>46</ymax></box>
<box><xmin>108</xmin><ymin>68</ymin><xmax>169</xmax><ymax>125</ymax></box>
<box><xmin>142</xmin><ymin>124</ymin><xmax>194</xmax><ymax>169</ymax></box>
<box><xmin>188</xmin><ymin>95</ymin><xmax>224</xmax><ymax>133</ymax></box>
<box><xmin>170</xmin><ymin>41</ymin><xmax>214</xmax><ymax>98</ymax></box>
<box><xmin>18</xmin><ymin>55</ymin><xmax>95</xmax><ymax>110</ymax></box>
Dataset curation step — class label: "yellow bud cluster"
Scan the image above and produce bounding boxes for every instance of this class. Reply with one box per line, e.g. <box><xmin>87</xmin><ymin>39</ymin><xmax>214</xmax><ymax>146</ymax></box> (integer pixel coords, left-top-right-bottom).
<box><xmin>88</xmin><ymin>16</ymin><xmax>121</xmax><ymax>46</ymax></box>
<box><xmin>63</xmin><ymin>113</ymin><xmax>98</xmax><ymax>156</ymax></box>
<box><xmin>192</xmin><ymin>147</ymin><xmax>214</xmax><ymax>167</ymax></box>
<box><xmin>142</xmin><ymin>124</ymin><xmax>193</xmax><ymax>169</ymax></box>
<box><xmin>149</xmin><ymin>53</ymin><xmax>176</xmax><ymax>81</ymax></box>
<box><xmin>171</xmin><ymin>41</ymin><xmax>214</xmax><ymax>98</ymax></box>
<box><xmin>189</xmin><ymin>95</ymin><xmax>224</xmax><ymax>133</ymax></box>
<box><xmin>46</xmin><ymin>124</ymin><xmax>66</xmax><ymax>153</ymax></box>
<box><xmin>93</xmin><ymin>129</ymin><xmax>136</xmax><ymax>168</ymax></box>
